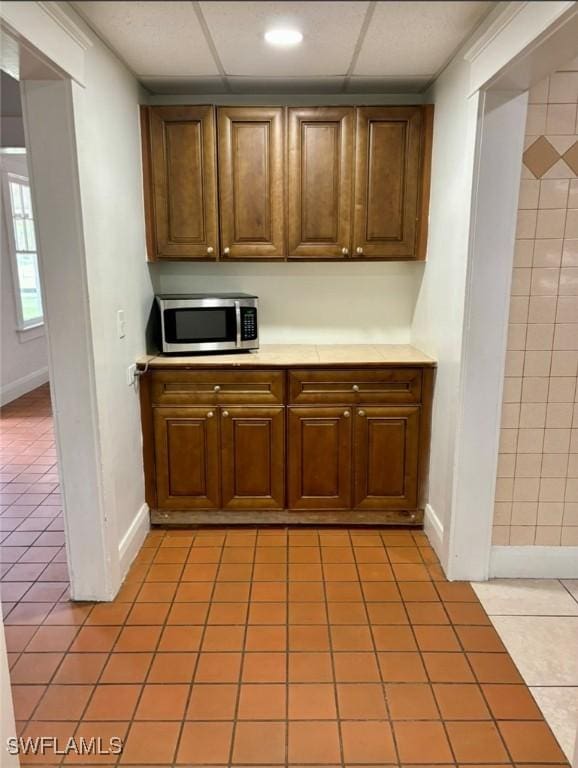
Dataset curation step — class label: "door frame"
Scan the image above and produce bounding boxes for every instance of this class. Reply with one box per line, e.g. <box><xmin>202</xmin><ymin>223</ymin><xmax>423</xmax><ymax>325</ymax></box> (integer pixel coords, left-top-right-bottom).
<box><xmin>443</xmin><ymin>2</ymin><xmax>578</xmax><ymax>580</ymax></box>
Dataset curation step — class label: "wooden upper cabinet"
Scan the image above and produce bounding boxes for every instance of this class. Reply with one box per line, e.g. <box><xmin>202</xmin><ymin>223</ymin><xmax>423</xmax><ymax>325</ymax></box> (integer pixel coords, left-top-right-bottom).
<box><xmin>287</xmin><ymin>107</ymin><xmax>354</xmax><ymax>259</ymax></box>
<box><xmin>143</xmin><ymin>106</ymin><xmax>219</xmax><ymax>260</ymax></box>
<box><xmin>353</xmin><ymin>106</ymin><xmax>427</xmax><ymax>260</ymax></box>
<box><xmin>217</xmin><ymin>107</ymin><xmax>285</xmax><ymax>259</ymax></box>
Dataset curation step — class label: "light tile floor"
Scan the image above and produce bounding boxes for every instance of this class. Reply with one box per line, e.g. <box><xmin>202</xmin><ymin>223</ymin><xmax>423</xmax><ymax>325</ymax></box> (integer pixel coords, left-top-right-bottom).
<box><xmin>473</xmin><ymin>578</ymin><xmax>578</xmax><ymax>760</ymax></box>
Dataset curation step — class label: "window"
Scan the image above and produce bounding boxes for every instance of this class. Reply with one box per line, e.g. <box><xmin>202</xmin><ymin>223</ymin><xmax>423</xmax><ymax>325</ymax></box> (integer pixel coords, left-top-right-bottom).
<box><xmin>3</xmin><ymin>173</ymin><xmax>43</xmax><ymax>328</ymax></box>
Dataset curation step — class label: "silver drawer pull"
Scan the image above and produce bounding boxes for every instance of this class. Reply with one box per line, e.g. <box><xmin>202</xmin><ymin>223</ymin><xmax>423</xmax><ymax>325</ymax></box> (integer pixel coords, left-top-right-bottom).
<box><xmin>222</xmin><ymin>410</ymin><xmax>229</xmax><ymax>418</ymax></box>
<box><xmin>213</xmin><ymin>385</ymin><xmax>221</xmax><ymax>392</ymax></box>
<box><xmin>207</xmin><ymin>411</ymin><xmax>214</xmax><ymax>418</ymax></box>
<box><xmin>358</xmin><ymin>410</ymin><xmax>366</xmax><ymax>417</ymax></box>
<box><xmin>343</xmin><ymin>410</ymin><xmax>350</xmax><ymax>418</ymax></box>
<box><xmin>352</xmin><ymin>384</ymin><xmax>360</xmax><ymax>392</ymax></box>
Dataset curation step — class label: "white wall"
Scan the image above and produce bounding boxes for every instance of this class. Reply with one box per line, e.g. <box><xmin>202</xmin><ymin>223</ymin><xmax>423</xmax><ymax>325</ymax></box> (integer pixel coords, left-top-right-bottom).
<box><xmin>151</xmin><ymin>261</ymin><xmax>423</xmax><ymax>344</ymax></box>
<box><xmin>0</xmin><ymin>153</ymin><xmax>48</xmax><ymax>405</ymax></box>
<box><xmin>410</xmin><ymin>54</ymin><xmax>480</xmax><ymax>556</ymax></box>
<box><xmin>67</xmin><ymin>7</ymin><xmax>154</xmax><ymax>565</ymax></box>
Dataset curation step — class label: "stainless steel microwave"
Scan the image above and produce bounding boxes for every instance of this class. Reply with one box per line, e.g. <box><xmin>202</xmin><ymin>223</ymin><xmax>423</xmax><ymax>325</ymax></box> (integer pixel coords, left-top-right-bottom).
<box><xmin>156</xmin><ymin>293</ymin><xmax>259</xmax><ymax>354</ymax></box>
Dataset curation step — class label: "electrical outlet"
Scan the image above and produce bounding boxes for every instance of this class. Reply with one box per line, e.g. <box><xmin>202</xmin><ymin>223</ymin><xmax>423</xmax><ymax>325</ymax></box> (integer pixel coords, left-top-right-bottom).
<box><xmin>117</xmin><ymin>309</ymin><xmax>126</xmax><ymax>339</ymax></box>
<box><xmin>127</xmin><ymin>364</ymin><xmax>137</xmax><ymax>387</ymax></box>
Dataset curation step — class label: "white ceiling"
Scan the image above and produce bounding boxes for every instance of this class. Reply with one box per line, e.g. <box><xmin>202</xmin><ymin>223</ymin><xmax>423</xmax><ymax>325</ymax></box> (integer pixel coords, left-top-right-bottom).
<box><xmin>71</xmin><ymin>0</ymin><xmax>495</xmax><ymax>94</ymax></box>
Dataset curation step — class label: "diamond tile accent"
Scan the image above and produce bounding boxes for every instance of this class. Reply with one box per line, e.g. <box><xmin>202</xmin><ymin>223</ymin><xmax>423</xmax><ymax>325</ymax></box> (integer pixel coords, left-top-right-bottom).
<box><xmin>523</xmin><ymin>136</ymin><xmax>563</xmax><ymax>178</ymax></box>
<box><xmin>563</xmin><ymin>140</ymin><xmax>578</xmax><ymax>175</ymax></box>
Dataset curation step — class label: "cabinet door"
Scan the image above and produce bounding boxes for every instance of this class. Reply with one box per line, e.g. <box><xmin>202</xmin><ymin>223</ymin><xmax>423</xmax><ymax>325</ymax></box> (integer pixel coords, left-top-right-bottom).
<box><xmin>218</xmin><ymin>107</ymin><xmax>285</xmax><ymax>259</ymax></box>
<box><xmin>147</xmin><ymin>106</ymin><xmax>218</xmax><ymax>260</ymax></box>
<box><xmin>354</xmin><ymin>406</ymin><xmax>420</xmax><ymax>509</ymax></box>
<box><xmin>153</xmin><ymin>407</ymin><xmax>220</xmax><ymax>509</ymax></box>
<box><xmin>353</xmin><ymin>106</ymin><xmax>423</xmax><ymax>259</ymax></box>
<box><xmin>221</xmin><ymin>407</ymin><xmax>285</xmax><ymax>510</ymax></box>
<box><xmin>288</xmin><ymin>107</ymin><xmax>354</xmax><ymax>259</ymax></box>
<box><xmin>288</xmin><ymin>407</ymin><xmax>352</xmax><ymax>510</ymax></box>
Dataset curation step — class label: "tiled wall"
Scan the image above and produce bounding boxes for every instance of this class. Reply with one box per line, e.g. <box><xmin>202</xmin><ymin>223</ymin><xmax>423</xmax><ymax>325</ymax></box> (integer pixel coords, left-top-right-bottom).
<box><xmin>493</xmin><ymin>59</ymin><xmax>578</xmax><ymax>547</ymax></box>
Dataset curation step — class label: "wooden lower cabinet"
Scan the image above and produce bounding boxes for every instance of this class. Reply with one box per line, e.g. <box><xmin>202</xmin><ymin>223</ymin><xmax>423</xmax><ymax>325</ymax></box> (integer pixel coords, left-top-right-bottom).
<box><xmin>221</xmin><ymin>407</ymin><xmax>285</xmax><ymax>510</ymax></box>
<box><xmin>287</xmin><ymin>407</ymin><xmax>352</xmax><ymax>510</ymax></box>
<box><xmin>153</xmin><ymin>407</ymin><xmax>220</xmax><ymax>509</ymax></box>
<box><xmin>142</xmin><ymin>365</ymin><xmax>434</xmax><ymax>523</ymax></box>
<box><xmin>354</xmin><ymin>406</ymin><xmax>420</xmax><ymax>509</ymax></box>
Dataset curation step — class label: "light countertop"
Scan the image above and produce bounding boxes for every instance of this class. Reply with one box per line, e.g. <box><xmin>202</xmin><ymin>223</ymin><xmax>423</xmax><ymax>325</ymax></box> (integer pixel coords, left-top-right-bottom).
<box><xmin>136</xmin><ymin>344</ymin><xmax>436</xmax><ymax>368</ymax></box>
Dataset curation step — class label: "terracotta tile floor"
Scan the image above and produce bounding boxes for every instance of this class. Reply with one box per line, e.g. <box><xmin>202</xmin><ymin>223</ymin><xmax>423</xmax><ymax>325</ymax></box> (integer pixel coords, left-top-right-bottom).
<box><xmin>0</xmin><ymin>386</ymin><xmax>571</xmax><ymax>766</ymax></box>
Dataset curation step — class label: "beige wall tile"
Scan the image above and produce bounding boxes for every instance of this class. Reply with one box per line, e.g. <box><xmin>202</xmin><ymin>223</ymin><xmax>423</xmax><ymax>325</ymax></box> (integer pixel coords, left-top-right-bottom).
<box><xmin>554</xmin><ymin>324</ymin><xmax>578</xmax><ymax>350</ymax></box>
<box><xmin>499</xmin><ymin>428</ymin><xmax>518</xmax><ymax>453</ymax></box>
<box><xmin>536</xmin><ymin>210</ymin><xmax>567</xmax><ymax>238</ymax></box>
<box><xmin>546</xmin><ymin>403</ymin><xmax>574</xmax><ymax>428</ymax></box>
<box><xmin>519</xmin><ymin>179</ymin><xmax>540</xmax><ymax>208</ymax></box>
<box><xmin>561</xmin><ymin>526</ymin><xmax>578</xmax><ymax>545</ymax></box>
<box><xmin>568</xmin><ymin>454</ymin><xmax>578</xmax><ymax>477</ymax></box>
<box><xmin>516</xmin><ymin>453</ymin><xmax>542</xmax><ymax>477</ymax></box>
<box><xmin>517</xmin><ymin>428</ymin><xmax>544</xmax><ymax>453</ymax></box>
<box><xmin>517</xmin><ymin>210</ymin><xmax>537</xmax><ymax>239</ymax></box>
<box><xmin>566</xmin><ymin>479</ymin><xmax>578</xmax><ymax>502</ymax></box>
<box><xmin>546</xmin><ymin>104</ymin><xmax>578</xmax><ymax>134</ymax></box>
<box><xmin>551</xmin><ymin>350</ymin><xmax>578</xmax><ymax>376</ymax></box>
<box><xmin>519</xmin><ymin>403</ymin><xmax>547</xmax><ymax>428</ymax></box>
<box><xmin>563</xmin><ymin>503</ymin><xmax>578</xmax><ymax>525</ymax></box>
<box><xmin>523</xmin><ymin>350</ymin><xmax>551</xmax><ymax>376</ymax></box>
<box><xmin>528</xmin><ymin>296</ymin><xmax>557</xmax><ymax>323</ymax></box>
<box><xmin>548</xmin><ymin>377</ymin><xmax>577</xmax><ymax>402</ymax></box>
<box><xmin>507</xmin><ymin>323</ymin><xmax>527</xmax><ymax>350</ymax></box>
<box><xmin>538</xmin><ymin>501</ymin><xmax>564</xmax><ymax>525</ymax></box>
<box><xmin>566</xmin><ymin>210</ymin><xmax>578</xmax><ymax>238</ymax></box>
<box><xmin>542</xmin><ymin>453</ymin><xmax>569</xmax><ymax>477</ymax></box>
<box><xmin>568</xmin><ymin>179</ymin><xmax>578</xmax><ymax>208</ymax></box>
<box><xmin>556</xmin><ymin>296</ymin><xmax>578</xmax><ymax>322</ymax></box>
<box><xmin>497</xmin><ymin>453</ymin><xmax>516</xmax><ymax>477</ymax></box>
<box><xmin>492</xmin><ymin>526</ymin><xmax>510</xmax><ymax>545</ymax></box>
<box><xmin>521</xmin><ymin>377</ymin><xmax>549</xmax><ymax>402</ymax></box>
<box><xmin>494</xmin><ymin>502</ymin><xmax>512</xmax><ymax>525</ymax></box>
<box><xmin>535</xmin><ymin>526</ymin><xmax>562</xmax><ymax>545</ymax></box>
<box><xmin>501</xmin><ymin>403</ymin><xmax>520</xmax><ymax>429</ymax></box>
<box><xmin>548</xmin><ymin>72</ymin><xmax>578</xmax><ymax>103</ymax></box>
<box><xmin>512</xmin><ymin>501</ymin><xmax>538</xmax><ymax>524</ymax></box>
<box><xmin>526</xmin><ymin>104</ymin><xmax>548</xmax><ymax>134</ymax></box>
<box><xmin>510</xmin><ymin>526</ymin><xmax>536</xmax><ymax>545</ymax></box>
<box><xmin>543</xmin><ymin>428</ymin><xmax>571</xmax><ymax>453</ymax></box>
<box><xmin>513</xmin><ymin>477</ymin><xmax>540</xmax><ymax>502</ymax></box>
<box><xmin>503</xmin><ymin>377</ymin><xmax>522</xmax><ymax>402</ymax></box>
<box><xmin>571</xmin><ymin>429</ymin><xmax>578</xmax><ymax>452</ymax></box>
<box><xmin>559</xmin><ymin>267</ymin><xmax>578</xmax><ymax>294</ymax></box>
<box><xmin>511</xmin><ymin>267</ymin><xmax>532</xmax><ymax>295</ymax></box>
<box><xmin>526</xmin><ymin>323</ymin><xmax>554</xmax><ymax>350</ymax></box>
<box><xmin>562</xmin><ymin>239</ymin><xmax>578</xmax><ymax>266</ymax></box>
<box><xmin>495</xmin><ymin>477</ymin><xmax>514</xmax><ymax>502</ymax></box>
<box><xmin>533</xmin><ymin>239</ymin><xmax>563</xmax><ymax>266</ymax></box>
<box><xmin>505</xmin><ymin>350</ymin><xmax>525</xmax><ymax>376</ymax></box>
<box><xmin>539</xmin><ymin>179</ymin><xmax>569</xmax><ymax>208</ymax></box>
<box><xmin>509</xmin><ymin>296</ymin><xmax>529</xmax><ymax>323</ymax></box>
<box><xmin>539</xmin><ymin>477</ymin><xmax>567</xmax><ymax>501</ymax></box>
<box><xmin>514</xmin><ymin>239</ymin><xmax>534</xmax><ymax>266</ymax></box>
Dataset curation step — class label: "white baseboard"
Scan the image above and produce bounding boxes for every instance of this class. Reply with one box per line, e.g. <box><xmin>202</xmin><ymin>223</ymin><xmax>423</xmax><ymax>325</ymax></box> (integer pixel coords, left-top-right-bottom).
<box><xmin>424</xmin><ymin>503</ymin><xmax>444</xmax><ymax>556</ymax></box>
<box><xmin>118</xmin><ymin>503</ymin><xmax>150</xmax><ymax>580</ymax></box>
<box><xmin>490</xmin><ymin>545</ymin><xmax>578</xmax><ymax>578</ymax></box>
<box><xmin>0</xmin><ymin>367</ymin><xmax>49</xmax><ymax>406</ymax></box>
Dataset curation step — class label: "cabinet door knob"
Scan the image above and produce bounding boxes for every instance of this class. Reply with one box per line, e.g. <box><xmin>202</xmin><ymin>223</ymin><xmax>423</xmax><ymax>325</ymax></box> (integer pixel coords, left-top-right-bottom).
<box><xmin>341</xmin><ymin>247</ymin><xmax>349</xmax><ymax>256</ymax></box>
<box><xmin>343</xmin><ymin>410</ymin><xmax>351</xmax><ymax>418</ymax></box>
<box><xmin>222</xmin><ymin>410</ymin><xmax>229</xmax><ymax>418</ymax></box>
<box><xmin>356</xmin><ymin>246</ymin><xmax>364</xmax><ymax>255</ymax></box>
<box><xmin>207</xmin><ymin>246</ymin><xmax>214</xmax><ymax>255</ymax></box>
<box><xmin>213</xmin><ymin>385</ymin><xmax>221</xmax><ymax>392</ymax></box>
<box><xmin>358</xmin><ymin>409</ymin><xmax>366</xmax><ymax>417</ymax></box>
<box><xmin>352</xmin><ymin>384</ymin><xmax>360</xmax><ymax>392</ymax></box>
<box><xmin>207</xmin><ymin>411</ymin><xmax>214</xmax><ymax>418</ymax></box>
<box><xmin>223</xmin><ymin>247</ymin><xmax>230</xmax><ymax>255</ymax></box>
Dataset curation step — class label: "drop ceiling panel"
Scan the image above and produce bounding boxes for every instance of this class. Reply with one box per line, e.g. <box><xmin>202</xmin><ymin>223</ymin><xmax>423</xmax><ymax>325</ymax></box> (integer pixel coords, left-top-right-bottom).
<box><xmin>72</xmin><ymin>1</ymin><xmax>219</xmax><ymax>77</ymax></box>
<box><xmin>199</xmin><ymin>1</ymin><xmax>369</xmax><ymax>76</ymax></box>
<box><xmin>355</xmin><ymin>1</ymin><xmax>492</xmax><ymax>77</ymax></box>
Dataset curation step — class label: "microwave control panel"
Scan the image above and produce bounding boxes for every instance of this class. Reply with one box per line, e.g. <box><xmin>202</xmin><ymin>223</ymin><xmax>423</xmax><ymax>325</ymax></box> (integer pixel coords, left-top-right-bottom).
<box><xmin>240</xmin><ymin>306</ymin><xmax>258</xmax><ymax>341</ymax></box>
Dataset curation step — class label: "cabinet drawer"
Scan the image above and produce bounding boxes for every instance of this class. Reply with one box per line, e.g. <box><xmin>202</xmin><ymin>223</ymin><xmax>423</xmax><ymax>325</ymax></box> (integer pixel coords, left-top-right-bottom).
<box><xmin>288</xmin><ymin>369</ymin><xmax>422</xmax><ymax>405</ymax></box>
<box><xmin>152</xmin><ymin>370</ymin><xmax>285</xmax><ymax>405</ymax></box>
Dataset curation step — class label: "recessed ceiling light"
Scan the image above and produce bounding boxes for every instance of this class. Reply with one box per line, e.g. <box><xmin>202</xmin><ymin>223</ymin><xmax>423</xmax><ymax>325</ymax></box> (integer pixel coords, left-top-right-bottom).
<box><xmin>264</xmin><ymin>28</ymin><xmax>303</xmax><ymax>47</ymax></box>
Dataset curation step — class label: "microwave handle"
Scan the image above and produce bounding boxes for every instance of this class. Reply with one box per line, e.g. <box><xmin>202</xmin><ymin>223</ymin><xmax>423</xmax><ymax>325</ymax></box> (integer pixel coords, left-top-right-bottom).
<box><xmin>235</xmin><ymin>301</ymin><xmax>241</xmax><ymax>348</ymax></box>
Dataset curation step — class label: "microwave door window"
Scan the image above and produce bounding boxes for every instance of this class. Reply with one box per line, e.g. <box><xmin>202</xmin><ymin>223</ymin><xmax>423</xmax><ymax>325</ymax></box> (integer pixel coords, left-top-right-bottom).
<box><xmin>165</xmin><ymin>307</ymin><xmax>236</xmax><ymax>344</ymax></box>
